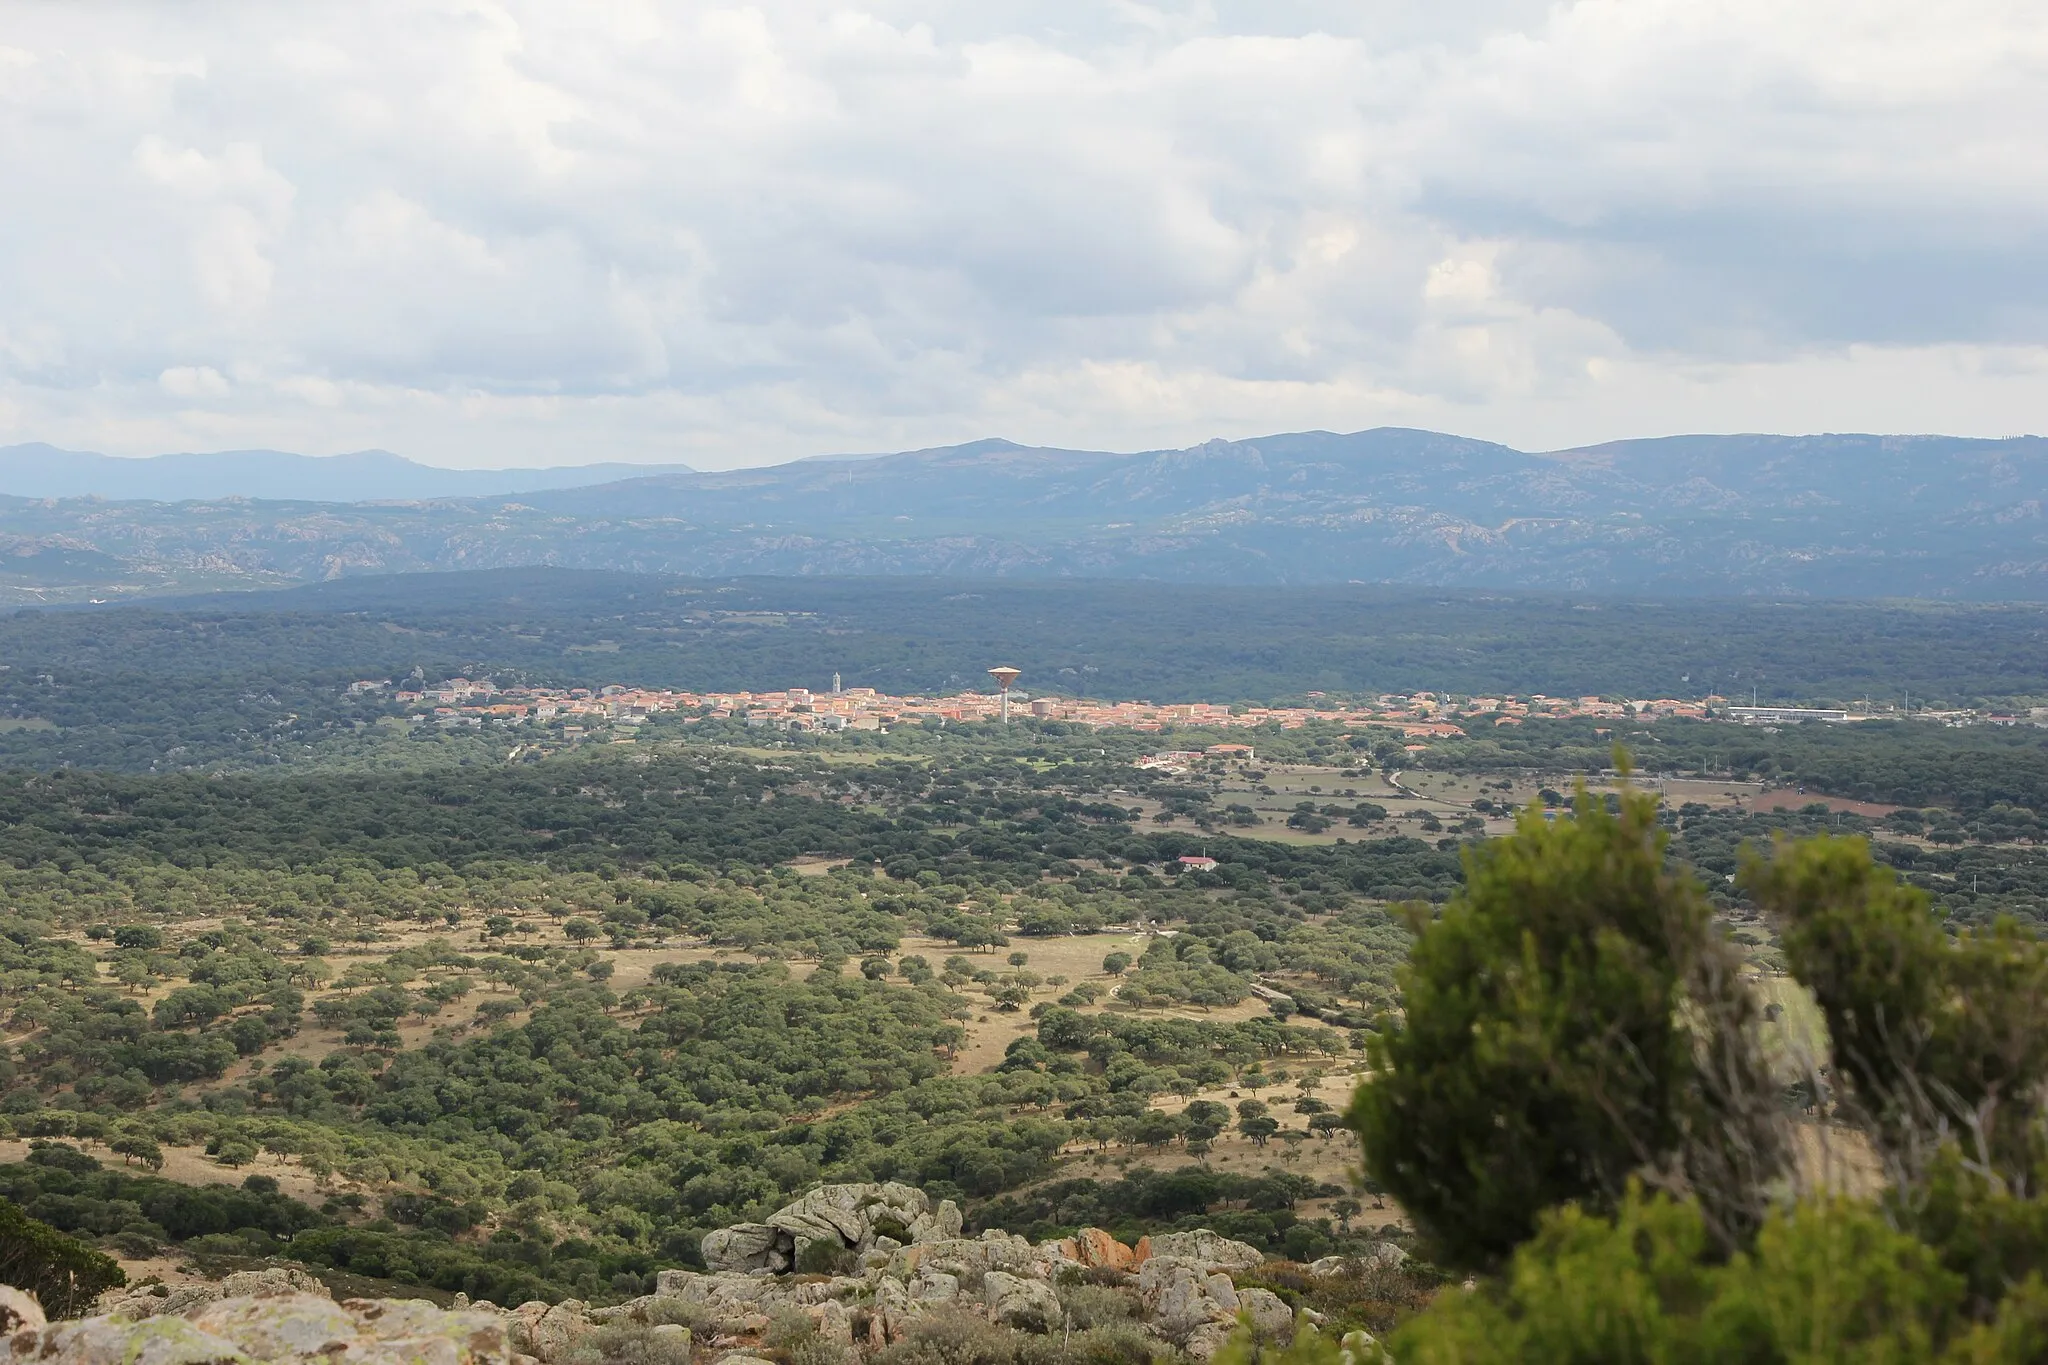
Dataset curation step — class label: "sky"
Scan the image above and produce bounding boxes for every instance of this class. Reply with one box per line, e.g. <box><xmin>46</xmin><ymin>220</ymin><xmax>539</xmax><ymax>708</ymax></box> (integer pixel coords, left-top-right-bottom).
<box><xmin>4</xmin><ymin>1</ymin><xmax>2048</xmax><ymax>470</ymax></box>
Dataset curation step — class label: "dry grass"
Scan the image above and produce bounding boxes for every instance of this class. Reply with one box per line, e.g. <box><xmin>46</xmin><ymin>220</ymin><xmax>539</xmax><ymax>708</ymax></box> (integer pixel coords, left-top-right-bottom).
<box><xmin>0</xmin><ymin>1138</ymin><xmax>329</xmax><ymax>1206</ymax></box>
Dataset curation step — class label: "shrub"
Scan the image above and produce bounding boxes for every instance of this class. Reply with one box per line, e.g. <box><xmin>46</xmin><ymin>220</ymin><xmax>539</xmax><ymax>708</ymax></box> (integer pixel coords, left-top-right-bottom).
<box><xmin>1055</xmin><ymin>1282</ymin><xmax>1137</xmax><ymax>1328</ymax></box>
<box><xmin>796</xmin><ymin>1238</ymin><xmax>856</xmax><ymax>1276</ymax></box>
<box><xmin>1237</xmin><ymin>1259</ymin><xmax>1444</xmax><ymax>1339</ymax></box>
<box><xmin>559</xmin><ymin>1322</ymin><xmax>695</xmax><ymax>1365</ymax></box>
<box><xmin>1347</xmin><ymin>781</ymin><xmax>1784</xmax><ymax>1269</ymax></box>
<box><xmin>1745</xmin><ymin>833</ymin><xmax>2048</xmax><ymax>1190</ymax></box>
<box><xmin>1385</xmin><ymin>1189</ymin><xmax>1976</xmax><ymax>1362</ymax></box>
<box><xmin>873</xmin><ymin>1310</ymin><xmax>1169</xmax><ymax>1365</ymax></box>
<box><xmin>0</xmin><ymin>1200</ymin><xmax>125</xmax><ymax>1317</ymax></box>
<box><xmin>767</xmin><ymin>1307</ymin><xmax>860</xmax><ymax>1365</ymax></box>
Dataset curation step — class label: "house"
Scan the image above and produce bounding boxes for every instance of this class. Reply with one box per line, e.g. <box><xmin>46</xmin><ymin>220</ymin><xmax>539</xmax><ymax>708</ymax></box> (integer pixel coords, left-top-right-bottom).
<box><xmin>1178</xmin><ymin>855</ymin><xmax>1219</xmax><ymax>871</ymax></box>
<box><xmin>1205</xmin><ymin>744</ymin><xmax>1255</xmax><ymax>759</ymax></box>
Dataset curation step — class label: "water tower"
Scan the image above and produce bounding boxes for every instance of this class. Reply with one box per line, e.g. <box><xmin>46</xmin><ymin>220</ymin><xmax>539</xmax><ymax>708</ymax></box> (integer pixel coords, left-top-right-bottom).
<box><xmin>987</xmin><ymin>666</ymin><xmax>1022</xmax><ymax>724</ymax></box>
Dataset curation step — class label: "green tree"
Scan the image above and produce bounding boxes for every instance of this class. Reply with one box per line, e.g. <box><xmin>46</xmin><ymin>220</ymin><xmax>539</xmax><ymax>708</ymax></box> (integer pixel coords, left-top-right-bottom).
<box><xmin>0</xmin><ymin>1202</ymin><xmax>125</xmax><ymax>1317</ymax></box>
<box><xmin>1346</xmin><ymin>780</ymin><xmax>1785</xmax><ymax>1270</ymax></box>
<box><xmin>1744</xmin><ymin>833</ymin><xmax>2048</xmax><ymax>1192</ymax></box>
<box><xmin>109</xmin><ymin>1134</ymin><xmax>164</xmax><ymax>1170</ymax></box>
<box><xmin>1102</xmin><ymin>951</ymin><xmax>1131</xmax><ymax>977</ymax></box>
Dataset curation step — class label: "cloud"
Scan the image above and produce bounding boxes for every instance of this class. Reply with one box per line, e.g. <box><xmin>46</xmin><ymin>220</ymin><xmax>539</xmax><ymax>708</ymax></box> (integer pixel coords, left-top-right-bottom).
<box><xmin>0</xmin><ymin>1</ymin><xmax>2045</xmax><ymax>466</ymax></box>
<box><xmin>158</xmin><ymin>366</ymin><xmax>230</xmax><ymax>398</ymax></box>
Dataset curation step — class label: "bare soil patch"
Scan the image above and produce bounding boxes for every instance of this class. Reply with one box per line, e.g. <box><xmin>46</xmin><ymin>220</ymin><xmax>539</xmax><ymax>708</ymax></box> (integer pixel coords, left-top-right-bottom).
<box><xmin>0</xmin><ymin>1138</ymin><xmax>330</xmax><ymax>1207</ymax></box>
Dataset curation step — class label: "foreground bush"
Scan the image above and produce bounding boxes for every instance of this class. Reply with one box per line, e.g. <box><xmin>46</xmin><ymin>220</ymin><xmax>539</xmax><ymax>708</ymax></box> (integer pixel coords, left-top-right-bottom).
<box><xmin>1381</xmin><ymin>1187</ymin><xmax>2048</xmax><ymax>1363</ymax></box>
<box><xmin>1347</xmin><ymin>780</ymin><xmax>1784</xmax><ymax>1270</ymax></box>
<box><xmin>0</xmin><ymin>1199</ymin><xmax>125</xmax><ymax>1317</ymax></box>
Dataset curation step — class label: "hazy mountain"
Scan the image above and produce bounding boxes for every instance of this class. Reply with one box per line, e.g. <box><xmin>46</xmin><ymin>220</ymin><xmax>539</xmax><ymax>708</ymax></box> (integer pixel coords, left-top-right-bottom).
<box><xmin>0</xmin><ymin>444</ymin><xmax>693</xmax><ymax>502</ymax></box>
<box><xmin>0</xmin><ymin>428</ymin><xmax>2042</xmax><ymax>601</ymax></box>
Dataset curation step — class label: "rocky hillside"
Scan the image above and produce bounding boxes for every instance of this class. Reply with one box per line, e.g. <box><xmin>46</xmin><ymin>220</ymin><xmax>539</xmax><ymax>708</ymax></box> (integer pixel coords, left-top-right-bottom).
<box><xmin>1</xmin><ymin>429</ymin><xmax>2045</xmax><ymax>599</ymax></box>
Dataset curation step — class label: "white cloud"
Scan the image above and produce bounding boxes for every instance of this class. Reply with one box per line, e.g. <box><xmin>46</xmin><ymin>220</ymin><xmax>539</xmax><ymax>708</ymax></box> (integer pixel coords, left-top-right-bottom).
<box><xmin>157</xmin><ymin>366</ymin><xmax>230</xmax><ymax>398</ymax></box>
<box><xmin>0</xmin><ymin>1</ymin><xmax>2046</xmax><ymax>467</ymax></box>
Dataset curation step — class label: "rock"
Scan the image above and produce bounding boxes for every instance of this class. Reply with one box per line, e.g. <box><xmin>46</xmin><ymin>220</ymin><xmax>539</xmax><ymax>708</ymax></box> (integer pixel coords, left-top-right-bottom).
<box><xmin>1056</xmin><ymin>1228</ymin><xmax>1135</xmax><ymax>1272</ymax></box>
<box><xmin>2</xmin><ymin>1313</ymin><xmax>255</xmax><ymax>1365</ymax></box>
<box><xmin>638</xmin><ymin>1272</ymin><xmax>863</xmax><ymax>1335</ymax></box>
<box><xmin>1183</xmin><ymin>1319</ymin><xmax>1236</xmax><ymax>1362</ymax></box>
<box><xmin>508</xmin><ymin>1299</ymin><xmax>591</xmax><ymax>1364</ymax></box>
<box><xmin>766</xmin><ymin>1183</ymin><xmax>963</xmax><ymax>1261</ymax></box>
<box><xmin>96</xmin><ymin>1285</ymin><xmax>223</xmax><ymax>1321</ymax></box>
<box><xmin>909</xmin><ymin>1231</ymin><xmax>1041</xmax><ymax>1280</ymax></box>
<box><xmin>869</xmin><ymin>1279</ymin><xmax>914</xmax><ymax>1348</ymax></box>
<box><xmin>698</xmin><ymin>1183</ymin><xmax>966</xmax><ymax>1276</ymax></box>
<box><xmin>1359</xmin><ymin>1242</ymin><xmax>1408</xmax><ymax>1270</ymax></box>
<box><xmin>1237</xmin><ymin>1288</ymin><xmax>1294</xmax><ymax>1341</ymax></box>
<box><xmin>217</xmin><ymin>1269</ymin><xmax>329</xmax><ymax>1302</ymax></box>
<box><xmin>88</xmin><ymin>1268</ymin><xmax>333</xmax><ymax>1330</ymax></box>
<box><xmin>0</xmin><ymin>1293</ymin><xmax>515</xmax><ymax>1365</ymax></box>
<box><xmin>186</xmin><ymin>1295</ymin><xmax>357</xmax><ymax>1359</ymax></box>
<box><xmin>1137</xmin><ymin>1256</ymin><xmax>1245</xmax><ymax>1354</ymax></box>
<box><xmin>335</xmin><ymin>1299</ymin><xmax>518</xmax><ymax>1365</ymax></box>
<box><xmin>589</xmin><ymin>1293</ymin><xmax>697</xmax><ymax>1328</ymax></box>
<box><xmin>712</xmin><ymin>1356</ymin><xmax>776</xmax><ymax>1365</ymax></box>
<box><xmin>909</xmin><ymin>1271</ymin><xmax>959</xmax><ymax>1304</ymax></box>
<box><xmin>0</xmin><ymin>1289</ymin><xmax>43</xmax><ymax>1336</ymax></box>
<box><xmin>703</xmin><ymin>1224</ymin><xmax>783</xmax><ymax>1274</ymax></box>
<box><xmin>1144</xmin><ymin>1230</ymin><xmax>1265</xmax><ymax>1273</ymax></box>
<box><xmin>1307</xmin><ymin>1244</ymin><xmax>1407</xmax><ymax>1277</ymax></box>
<box><xmin>806</xmin><ymin>1301</ymin><xmax>855</xmax><ymax>1347</ymax></box>
<box><xmin>981</xmin><ymin>1272</ymin><xmax>1062</xmax><ymax>1332</ymax></box>
<box><xmin>1138</xmin><ymin>1258</ymin><xmax>1239</xmax><ymax>1317</ymax></box>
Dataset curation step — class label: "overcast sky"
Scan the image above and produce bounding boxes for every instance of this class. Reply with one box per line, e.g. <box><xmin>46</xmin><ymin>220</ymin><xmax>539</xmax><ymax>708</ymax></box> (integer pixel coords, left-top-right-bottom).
<box><xmin>5</xmin><ymin>2</ymin><xmax>2047</xmax><ymax>469</ymax></box>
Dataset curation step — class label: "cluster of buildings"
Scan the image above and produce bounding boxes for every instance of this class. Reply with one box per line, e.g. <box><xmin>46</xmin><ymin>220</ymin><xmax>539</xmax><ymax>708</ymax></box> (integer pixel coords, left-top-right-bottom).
<box><xmin>366</xmin><ymin>676</ymin><xmax>1723</xmax><ymax>739</ymax></box>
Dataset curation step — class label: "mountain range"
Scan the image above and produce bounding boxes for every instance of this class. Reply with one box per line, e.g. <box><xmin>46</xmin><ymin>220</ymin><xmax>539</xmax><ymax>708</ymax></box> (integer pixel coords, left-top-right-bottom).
<box><xmin>0</xmin><ymin>428</ymin><xmax>2042</xmax><ymax>601</ymax></box>
<box><xmin>0</xmin><ymin>443</ymin><xmax>694</xmax><ymax>501</ymax></box>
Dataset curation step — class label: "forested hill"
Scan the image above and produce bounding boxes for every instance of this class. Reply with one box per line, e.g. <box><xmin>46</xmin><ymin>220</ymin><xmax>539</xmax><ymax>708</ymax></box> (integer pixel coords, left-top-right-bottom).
<box><xmin>0</xmin><ymin>570</ymin><xmax>2045</xmax><ymax>770</ymax></box>
<box><xmin>0</xmin><ymin>429</ymin><xmax>2045</xmax><ymax>598</ymax></box>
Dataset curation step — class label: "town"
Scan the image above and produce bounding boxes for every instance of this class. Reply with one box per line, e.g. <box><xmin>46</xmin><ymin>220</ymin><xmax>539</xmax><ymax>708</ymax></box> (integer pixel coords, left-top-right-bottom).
<box><xmin>382</xmin><ymin>674</ymin><xmax>1730</xmax><ymax>735</ymax></box>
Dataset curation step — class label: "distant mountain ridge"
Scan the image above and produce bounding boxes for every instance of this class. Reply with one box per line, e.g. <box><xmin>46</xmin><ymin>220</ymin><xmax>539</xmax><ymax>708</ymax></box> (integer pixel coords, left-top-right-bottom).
<box><xmin>0</xmin><ymin>427</ymin><xmax>2042</xmax><ymax>600</ymax></box>
<box><xmin>0</xmin><ymin>443</ymin><xmax>696</xmax><ymax>501</ymax></box>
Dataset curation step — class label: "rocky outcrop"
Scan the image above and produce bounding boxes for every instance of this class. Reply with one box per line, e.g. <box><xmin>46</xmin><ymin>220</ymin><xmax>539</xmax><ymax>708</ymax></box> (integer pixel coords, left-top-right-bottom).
<box><xmin>1145</xmin><ymin>1229</ymin><xmax>1267</xmax><ymax>1273</ymax></box>
<box><xmin>2</xmin><ymin>1288</ymin><xmax>516</xmax><ymax>1365</ymax></box>
<box><xmin>980</xmin><ymin>1272</ymin><xmax>1061</xmax><ymax>1331</ymax></box>
<box><xmin>3</xmin><ymin>1213</ymin><xmax>1381</xmax><ymax>1365</ymax></box>
<box><xmin>506</xmin><ymin>1298</ymin><xmax>594</xmax><ymax>1363</ymax></box>
<box><xmin>703</xmin><ymin>1183</ymin><xmax>963</xmax><ymax>1273</ymax></box>
<box><xmin>673</xmin><ymin>1209</ymin><xmax>1289</xmax><ymax>1359</ymax></box>
<box><xmin>1055</xmin><ymin>1227</ymin><xmax>1136</xmax><ymax>1272</ymax></box>
<box><xmin>1308</xmin><ymin>1243</ymin><xmax>1409</xmax><ymax>1275</ymax></box>
<box><xmin>702</xmin><ymin>1224</ymin><xmax>785</xmax><ymax>1274</ymax></box>
<box><xmin>1237</xmin><ymin>1288</ymin><xmax>1295</xmax><ymax>1341</ymax></box>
